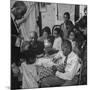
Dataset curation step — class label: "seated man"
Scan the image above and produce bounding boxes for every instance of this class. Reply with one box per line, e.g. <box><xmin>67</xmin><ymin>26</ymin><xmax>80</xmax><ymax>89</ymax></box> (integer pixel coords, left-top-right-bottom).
<box><xmin>40</xmin><ymin>40</ymin><xmax>81</xmax><ymax>87</ymax></box>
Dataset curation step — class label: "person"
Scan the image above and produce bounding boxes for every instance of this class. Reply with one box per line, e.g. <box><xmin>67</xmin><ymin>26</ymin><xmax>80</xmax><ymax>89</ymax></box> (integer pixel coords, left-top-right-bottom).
<box><xmin>75</xmin><ymin>6</ymin><xmax>87</xmax><ymax>41</ymax></box>
<box><xmin>38</xmin><ymin>26</ymin><xmax>54</xmax><ymax>56</ymax></box>
<box><xmin>20</xmin><ymin>50</ymin><xmax>39</xmax><ymax>89</ymax></box>
<box><xmin>53</xmin><ymin>28</ymin><xmax>63</xmax><ymax>51</ymax></box>
<box><xmin>20</xmin><ymin>31</ymin><xmax>44</xmax><ymax>88</ymax></box>
<box><xmin>11</xmin><ymin>1</ymin><xmax>27</xmax><ymax>65</ymax></box>
<box><xmin>68</xmin><ymin>30</ymin><xmax>80</xmax><ymax>56</ymax></box>
<box><xmin>11</xmin><ymin>1</ymin><xmax>27</xmax><ymax>89</ymax></box>
<box><xmin>21</xmin><ymin>31</ymin><xmax>44</xmax><ymax>58</ymax></box>
<box><xmin>40</xmin><ymin>40</ymin><xmax>81</xmax><ymax>87</ymax></box>
<box><xmin>38</xmin><ymin>26</ymin><xmax>51</xmax><ymax>42</ymax></box>
<box><xmin>60</xmin><ymin>12</ymin><xmax>74</xmax><ymax>40</ymax></box>
<box><xmin>72</xmin><ymin>26</ymin><xmax>85</xmax><ymax>50</ymax></box>
<box><xmin>81</xmin><ymin>41</ymin><xmax>87</xmax><ymax>85</ymax></box>
<box><xmin>17</xmin><ymin>1</ymin><xmax>40</xmax><ymax>41</ymax></box>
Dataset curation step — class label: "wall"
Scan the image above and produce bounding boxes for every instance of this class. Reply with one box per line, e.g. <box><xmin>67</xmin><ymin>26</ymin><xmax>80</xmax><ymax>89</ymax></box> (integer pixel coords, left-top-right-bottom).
<box><xmin>57</xmin><ymin>3</ymin><xmax>75</xmax><ymax>24</ymax></box>
<box><xmin>41</xmin><ymin>3</ymin><xmax>56</xmax><ymax>32</ymax></box>
<box><xmin>41</xmin><ymin>3</ymin><xmax>75</xmax><ymax>32</ymax></box>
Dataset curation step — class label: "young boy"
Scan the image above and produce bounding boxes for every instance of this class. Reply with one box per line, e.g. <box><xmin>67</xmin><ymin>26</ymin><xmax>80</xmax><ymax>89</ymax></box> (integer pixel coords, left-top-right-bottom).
<box><xmin>20</xmin><ymin>51</ymin><xmax>39</xmax><ymax>89</ymax></box>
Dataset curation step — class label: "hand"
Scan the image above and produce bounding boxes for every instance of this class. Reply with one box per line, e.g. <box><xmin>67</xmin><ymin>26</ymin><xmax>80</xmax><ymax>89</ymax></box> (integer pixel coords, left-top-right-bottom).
<box><xmin>52</xmin><ymin>58</ymin><xmax>58</xmax><ymax>63</ymax></box>
<box><xmin>52</xmin><ymin>65</ymin><xmax>57</xmax><ymax>75</ymax></box>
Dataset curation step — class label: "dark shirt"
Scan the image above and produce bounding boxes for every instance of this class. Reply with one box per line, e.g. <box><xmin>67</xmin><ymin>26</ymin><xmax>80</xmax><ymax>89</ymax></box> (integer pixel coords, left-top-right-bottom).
<box><xmin>21</xmin><ymin>41</ymin><xmax>44</xmax><ymax>61</ymax></box>
<box><xmin>11</xmin><ymin>18</ymin><xmax>21</xmax><ymax>66</ymax></box>
<box><xmin>29</xmin><ymin>41</ymin><xmax>44</xmax><ymax>56</ymax></box>
<box><xmin>60</xmin><ymin>20</ymin><xmax>74</xmax><ymax>39</ymax></box>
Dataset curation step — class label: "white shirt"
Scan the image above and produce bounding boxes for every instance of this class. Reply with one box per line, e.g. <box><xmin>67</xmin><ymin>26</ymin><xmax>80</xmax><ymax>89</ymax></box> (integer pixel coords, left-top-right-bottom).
<box><xmin>53</xmin><ymin>37</ymin><xmax>62</xmax><ymax>50</ymax></box>
<box><xmin>20</xmin><ymin>62</ymin><xmax>39</xmax><ymax>89</ymax></box>
<box><xmin>55</xmin><ymin>51</ymin><xmax>81</xmax><ymax>80</ymax></box>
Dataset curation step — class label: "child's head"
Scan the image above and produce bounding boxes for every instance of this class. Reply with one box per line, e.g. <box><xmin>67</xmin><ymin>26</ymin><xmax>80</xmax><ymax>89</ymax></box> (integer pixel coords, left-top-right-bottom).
<box><xmin>21</xmin><ymin>50</ymin><xmax>36</xmax><ymax>64</ymax></box>
<box><xmin>42</xmin><ymin>27</ymin><xmax>51</xmax><ymax>38</ymax></box>
<box><xmin>53</xmin><ymin>28</ymin><xmax>60</xmax><ymax>38</ymax></box>
<box><xmin>11</xmin><ymin>1</ymin><xmax>27</xmax><ymax>20</ymax></box>
<box><xmin>61</xmin><ymin>40</ymin><xmax>72</xmax><ymax>56</ymax></box>
<box><xmin>68</xmin><ymin>30</ymin><xmax>76</xmax><ymax>41</ymax></box>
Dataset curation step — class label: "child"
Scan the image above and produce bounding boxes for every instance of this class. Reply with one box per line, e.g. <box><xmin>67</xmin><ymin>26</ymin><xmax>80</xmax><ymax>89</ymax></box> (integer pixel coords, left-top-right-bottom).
<box><xmin>20</xmin><ymin>49</ymin><xmax>39</xmax><ymax>89</ymax></box>
<box><xmin>68</xmin><ymin>30</ymin><xmax>80</xmax><ymax>56</ymax></box>
<box><xmin>53</xmin><ymin>28</ymin><xmax>63</xmax><ymax>51</ymax></box>
<box><xmin>38</xmin><ymin>26</ymin><xmax>51</xmax><ymax>42</ymax></box>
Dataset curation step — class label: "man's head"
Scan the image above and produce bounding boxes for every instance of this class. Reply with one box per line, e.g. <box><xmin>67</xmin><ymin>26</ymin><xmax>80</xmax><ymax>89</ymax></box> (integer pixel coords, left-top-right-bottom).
<box><xmin>63</xmin><ymin>12</ymin><xmax>70</xmax><ymax>22</ymax></box>
<box><xmin>29</xmin><ymin>31</ymin><xmax>38</xmax><ymax>45</ymax></box>
<box><xmin>61</xmin><ymin>40</ymin><xmax>72</xmax><ymax>56</ymax></box>
<box><xmin>11</xmin><ymin>1</ymin><xmax>27</xmax><ymax>20</ymax></box>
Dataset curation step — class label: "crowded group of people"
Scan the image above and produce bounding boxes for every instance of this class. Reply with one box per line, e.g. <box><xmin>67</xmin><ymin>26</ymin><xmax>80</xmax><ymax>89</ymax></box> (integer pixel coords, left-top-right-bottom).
<box><xmin>11</xmin><ymin>1</ymin><xmax>87</xmax><ymax>89</ymax></box>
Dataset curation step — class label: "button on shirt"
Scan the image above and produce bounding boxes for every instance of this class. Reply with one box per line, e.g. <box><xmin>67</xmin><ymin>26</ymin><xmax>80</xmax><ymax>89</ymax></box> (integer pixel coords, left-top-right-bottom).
<box><xmin>54</xmin><ymin>51</ymin><xmax>81</xmax><ymax>80</ymax></box>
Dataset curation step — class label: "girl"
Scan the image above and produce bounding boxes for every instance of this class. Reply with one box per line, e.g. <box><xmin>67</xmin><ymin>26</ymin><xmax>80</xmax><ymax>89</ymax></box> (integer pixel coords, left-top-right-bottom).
<box><xmin>53</xmin><ymin>28</ymin><xmax>63</xmax><ymax>51</ymax></box>
<box><xmin>68</xmin><ymin>30</ymin><xmax>80</xmax><ymax>56</ymax></box>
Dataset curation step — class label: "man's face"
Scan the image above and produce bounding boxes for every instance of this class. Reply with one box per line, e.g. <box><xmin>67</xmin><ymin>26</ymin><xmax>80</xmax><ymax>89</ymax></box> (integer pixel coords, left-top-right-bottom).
<box><xmin>12</xmin><ymin>7</ymin><xmax>23</xmax><ymax>20</ymax></box>
<box><xmin>63</xmin><ymin>14</ymin><xmax>69</xmax><ymax>22</ymax></box>
<box><xmin>61</xmin><ymin>44</ymin><xmax>71</xmax><ymax>56</ymax></box>
<box><xmin>29</xmin><ymin>33</ymin><xmax>37</xmax><ymax>45</ymax></box>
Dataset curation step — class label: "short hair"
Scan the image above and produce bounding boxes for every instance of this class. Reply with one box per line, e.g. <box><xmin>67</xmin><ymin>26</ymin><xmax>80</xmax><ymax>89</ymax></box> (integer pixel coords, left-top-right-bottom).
<box><xmin>21</xmin><ymin>50</ymin><xmax>36</xmax><ymax>64</ymax></box>
<box><xmin>43</xmin><ymin>26</ymin><xmax>51</xmax><ymax>35</ymax></box>
<box><xmin>61</xmin><ymin>40</ymin><xmax>72</xmax><ymax>51</ymax></box>
<box><xmin>12</xmin><ymin>1</ymin><xmax>26</xmax><ymax>9</ymax></box>
<box><xmin>64</xmin><ymin>12</ymin><xmax>70</xmax><ymax>19</ymax></box>
<box><xmin>12</xmin><ymin>1</ymin><xmax>27</xmax><ymax>18</ymax></box>
<box><xmin>54</xmin><ymin>27</ymin><xmax>60</xmax><ymax>34</ymax></box>
<box><xmin>68</xmin><ymin>30</ymin><xmax>76</xmax><ymax>38</ymax></box>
